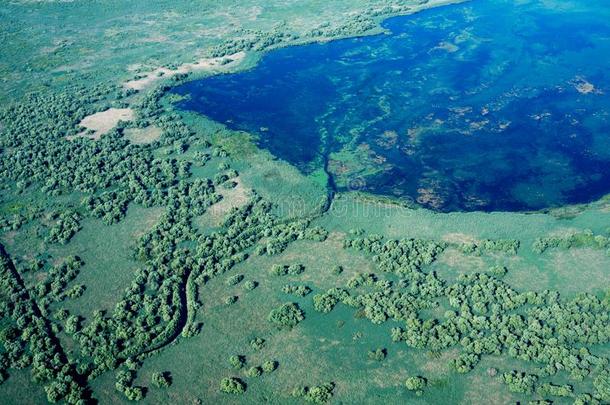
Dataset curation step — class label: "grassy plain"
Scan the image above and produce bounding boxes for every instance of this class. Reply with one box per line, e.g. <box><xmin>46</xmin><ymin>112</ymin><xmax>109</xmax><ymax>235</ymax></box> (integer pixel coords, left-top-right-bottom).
<box><xmin>2</xmin><ymin>0</ymin><xmax>610</xmax><ymax>404</ymax></box>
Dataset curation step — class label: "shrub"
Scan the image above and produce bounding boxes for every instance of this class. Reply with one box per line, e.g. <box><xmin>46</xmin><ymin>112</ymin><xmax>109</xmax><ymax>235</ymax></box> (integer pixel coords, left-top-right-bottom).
<box><xmin>313</xmin><ymin>293</ymin><xmax>339</xmax><ymax>313</ymax></box>
<box><xmin>225</xmin><ymin>296</ymin><xmax>238</xmax><ymax>305</ymax></box>
<box><xmin>487</xmin><ymin>265</ymin><xmax>508</xmax><ymax>277</ymax></box>
<box><xmin>244</xmin><ymin>280</ymin><xmax>258</xmax><ymax>291</ymax></box>
<box><xmin>405</xmin><ymin>376</ymin><xmax>427</xmax><ymax>396</ymax></box>
<box><xmin>249</xmin><ymin>337</ymin><xmax>265</xmax><ymax>351</ymax></box>
<box><xmin>220</xmin><ymin>377</ymin><xmax>246</xmax><ymax>394</ymax></box>
<box><xmin>151</xmin><ymin>371</ymin><xmax>172</xmax><ymax>388</ymax></box>
<box><xmin>292</xmin><ymin>382</ymin><xmax>335</xmax><ymax>404</ymax></box>
<box><xmin>502</xmin><ymin>371</ymin><xmax>537</xmax><ymax>394</ymax></box>
<box><xmin>124</xmin><ymin>386</ymin><xmax>145</xmax><ymax>401</ymax></box>
<box><xmin>225</xmin><ymin>274</ymin><xmax>243</xmax><ymax>286</ymax></box>
<box><xmin>262</xmin><ymin>360</ymin><xmax>278</xmax><ymax>373</ymax></box>
<box><xmin>367</xmin><ymin>348</ymin><xmax>386</xmax><ymax>361</ymax></box>
<box><xmin>229</xmin><ymin>355</ymin><xmax>246</xmax><ymax>370</ymax></box>
<box><xmin>268</xmin><ymin>303</ymin><xmax>305</xmax><ymax>329</ymax></box>
<box><xmin>282</xmin><ymin>284</ymin><xmax>312</xmax><ymax>297</ymax></box>
<box><xmin>271</xmin><ymin>264</ymin><xmax>304</xmax><ymax>276</ymax></box>
<box><xmin>245</xmin><ymin>366</ymin><xmax>262</xmax><ymax>378</ymax></box>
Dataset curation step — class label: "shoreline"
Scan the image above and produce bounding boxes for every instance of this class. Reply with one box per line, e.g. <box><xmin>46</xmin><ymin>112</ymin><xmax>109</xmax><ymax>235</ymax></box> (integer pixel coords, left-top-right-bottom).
<box><xmin>121</xmin><ymin>0</ymin><xmax>469</xmax><ymax>92</ymax></box>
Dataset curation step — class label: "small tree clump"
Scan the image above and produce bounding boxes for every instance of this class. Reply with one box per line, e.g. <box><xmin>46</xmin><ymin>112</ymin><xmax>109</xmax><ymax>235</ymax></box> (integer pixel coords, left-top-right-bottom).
<box><xmin>282</xmin><ymin>284</ymin><xmax>312</xmax><ymax>297</ymax></box>
<box><xmin>262</xmin><ymin>360</ymin><xmax>278</xmax><ymax>373</ymax></box>
<box><xmin>229</xmin><ymin>355</ymin><xmax>246</xmax><ymax>370</ymax></box>
<box><xmin>292</xmin><ymin>382</ymin><xmax>335</xmax><ymax>404</ymax></box>
<box><xmin>249</xmin><ymin>337</ymin><xmax>266</xmax><ymax>351</ymax></box>
<box><xmin>225</xmin><ymin>274</ymin><xmax>243</xmax><ymax>286</ymax></box>
<box><xmin>268</xmin><ymin>303</ymin><xmax>305</xmax><ymax>329</ymax></box>
<box><xmin>271</xmin><ymin>264</ymin><xmax>305</xmax><ymax>276</ymax></box>
<box><xmin>367</xmin><ymin>348</ymin><xmax>386</xmax><ymax>361</ymax></box>
<box><xmin>244</xmin><ymin>280</ymin><xmax>258</xmax><ymax>291</ymax></box>
<box><xmin>405</xmin><ymin>376</ymin><xmax>427</xmax><ymax>396</ymax></box>
<box><xmin>220</xmin><ymin>377</ymin><xmax>246</xmax><ymax>394</ymax></box>
<box><xmin>487</xmin><ymin>265</ymin><xmax>508</xmax><ymax>277</ymax></box>
<box><xmin>151</xmin><ymin>371</ymin><xmax>172</xmax><ymax>388</ymax></box>
<box><xmin>502</xmin><ymin>370</ymin><xmax>538</xmax><ymax>394</ymax></box>
<box><xmin>245</xmin><ymin>366</ymin><xmax>262</xmax><ymax>378</ymax></box>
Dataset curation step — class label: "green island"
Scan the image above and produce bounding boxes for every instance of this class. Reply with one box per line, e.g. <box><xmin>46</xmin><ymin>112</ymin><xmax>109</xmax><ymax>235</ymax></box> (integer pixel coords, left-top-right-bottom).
<box><xmin>2</xmin><ymin>0</ymin><xmax>610</xmax><ymax>403</ymax></box>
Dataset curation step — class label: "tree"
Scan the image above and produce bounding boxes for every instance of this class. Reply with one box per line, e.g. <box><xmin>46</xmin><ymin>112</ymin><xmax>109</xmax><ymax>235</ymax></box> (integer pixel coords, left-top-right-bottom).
<box><xmin>249</xmin><ymin>337</ymin><xmax>265</xmax><ymax>351</ymax></box>
<box><xmin>151</xmin><ymin>371</ymin><xmax>172</xmax><ymax>388</ymax></box>
<box><xmin>405</xmin><ymin>376</ymin><xmax>427</xmax><ymax>396</ymax></box>
<box><xmin>262</xmin><ymin>360</ymin><xmax>277</xmax><ymax>373</ymax></box>
<box><xmin>220</xmin><ymin>377</ymin><xmax>246</xmax><ymax>394</ymax></box>
<box><xmin>124</xmin><ymin>386</ymin><xmax>145</xmax><ymax>401</ymax></box>
<box><xmin>367</xmin><ymin>348</ymin><xmax>386</xmax><ymax>361</ymax></box>
<box><xmin>293</xmin><ymin>382</ymin><xmax>335</xmax><ymax>404</ymax></box>
<box><xmin>229</xmin><ymin>355</ymin><xmax>246</xmax><ymax>370</ymax></box>
<box><xmin>244</xmin><ymin>280</ymin><xmax>258</xmax><ymax>291</ymax></box>
<box><xmin>268</xmin><ymin>303</ymin><xmax>305</xmax><ymax>329</ymax></box>
<box><xmin>245</xmin><ymin>366</ymin><xmax>262</xmax><ymax>378</ymax></box>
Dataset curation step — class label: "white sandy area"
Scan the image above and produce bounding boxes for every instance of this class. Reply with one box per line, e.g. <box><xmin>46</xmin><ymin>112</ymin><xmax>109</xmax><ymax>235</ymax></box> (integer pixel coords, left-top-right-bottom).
<box><xmin>573</xmin><ymin>77</ymin><xmax>598</xmax><ymax>95</ymax></box>
<box><xmin>67</xmin><ymin>108</ymin><xmax>134</xmax><ymax>141</ymax></box>
<box><xmin>124</xmin><ymin>51</ymin><xmax>246</xmax><ymax>91</ymax></box>
<box><xmin>206</xmin><ymin>178</ymin><xmax>249</xmax><ymax>225</ymax></box>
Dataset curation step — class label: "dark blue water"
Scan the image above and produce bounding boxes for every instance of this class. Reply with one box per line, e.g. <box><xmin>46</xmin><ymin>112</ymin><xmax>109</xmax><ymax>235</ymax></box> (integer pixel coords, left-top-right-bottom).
<box><xmin>173</xmin><ymin>0</ymin><xmax>610</xmax><ymax>212</ymax></box>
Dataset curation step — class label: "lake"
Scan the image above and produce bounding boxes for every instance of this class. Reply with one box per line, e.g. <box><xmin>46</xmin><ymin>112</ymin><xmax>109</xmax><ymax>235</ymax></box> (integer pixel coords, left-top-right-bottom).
<box><xmin>172</xmin><ymin>0</ymin><xmax>610</xmax><ymax>212</ymax></box>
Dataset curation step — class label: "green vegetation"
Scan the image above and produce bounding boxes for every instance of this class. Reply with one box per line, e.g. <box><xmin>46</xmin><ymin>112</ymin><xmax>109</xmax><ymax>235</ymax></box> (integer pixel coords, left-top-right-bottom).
<box><xmin>293</xmin><ymin>382</ymin><xmax>335</xmax><ymax>404</ymax></box>
<box><xmin>262</xmin><ymin>360</ymin><xmax>278</xmax><ymax>373</ymax></box>
<box><xmin>249</xmin><ymin>337</ymin><xmax>266</xmax><ymax>351</ymax></box>
<box><xmin>245</xmin><ymin>366</ymin><xmax>262</xmax><ymax>378</ymax></box>
<box><xmin>151</xmin><ymin>371</ymin><xmax>172</xmax><ymax>388</ymax></box>
<box><xmin>502</xmin><ymin>371</ymin><xmax>537</xmax><ymax>394</ymax></box>
<box><xmin>405</xmin><ymin>376</ymin><xmax>427</xmax><ymax>396</ymax></box>
<box><xmin>533</xmin><ymin>229</ymin><xmax>610</xmax><ymax>254</ymax></box>
<box><xmin>219</xmin><ymin>377</ymin><xmax>246</xmax><ymax>394</ymax></box>
<box><xmin>225</xmin><ymin>274</ymin><xmax>244</xmax><ymax>286</ymax></box>
<box><xmin>282</xmin><ymin>284</ymin><xmax>312</xmax><ymax>297</ymax></box>
<box><xmin>271</xmin><ymin>263</ymin><xmax>305</xmax><ymax>276</ymax></box>
<box><xmin>229</xmin><ymin>355</ymin><xmax>246</xmax><ymax>370</ymax></box>
<box><xmin>268</xmin><ymin>303</ymin><xmax>305</xmax><ymax>329</ymax></box>
<box><xmin>1</xmin><ymin>0</ymin><xmax>610</xmax><ymax>403</ymax></box>
<box><xmin>367</xmin><ymin>348</ymin><xmax>387</xmax><ymax>361</ymax></box>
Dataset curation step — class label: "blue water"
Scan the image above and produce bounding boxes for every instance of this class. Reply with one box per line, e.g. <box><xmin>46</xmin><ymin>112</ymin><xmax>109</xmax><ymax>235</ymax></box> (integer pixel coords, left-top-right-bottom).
<box><xmin>173</xmin><ymin>0</ymin><xmax>610</xmax><ymax>212</ymax></box>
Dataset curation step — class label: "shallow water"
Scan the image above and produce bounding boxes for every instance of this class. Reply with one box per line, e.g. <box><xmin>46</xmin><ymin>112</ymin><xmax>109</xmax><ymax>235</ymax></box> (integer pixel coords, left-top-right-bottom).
<box><xmin>173</xmin><ymin>0</ymin><xmax>610</xmax><ymax>212</ymax></box>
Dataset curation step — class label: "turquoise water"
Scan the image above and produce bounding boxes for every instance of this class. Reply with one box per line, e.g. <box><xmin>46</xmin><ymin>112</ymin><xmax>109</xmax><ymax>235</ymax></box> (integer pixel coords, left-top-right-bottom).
<box><xmin>173</xmin><ymin>0</ymin><xmax>610</xmax><ymax>212</ymax></box>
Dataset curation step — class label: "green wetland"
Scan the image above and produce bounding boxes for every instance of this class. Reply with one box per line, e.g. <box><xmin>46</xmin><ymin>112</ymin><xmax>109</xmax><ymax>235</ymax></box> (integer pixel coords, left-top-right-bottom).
<box><xmin>1</xmin><ymin>0</ymin><xmax>610</xmax><ymax>404</ymax></box>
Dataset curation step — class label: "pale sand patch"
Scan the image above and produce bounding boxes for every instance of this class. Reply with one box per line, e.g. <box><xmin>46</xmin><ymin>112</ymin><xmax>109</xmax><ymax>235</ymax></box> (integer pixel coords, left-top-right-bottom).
<box><xmin>129</xmin><ymin>207</ymin><xmax>165</xmax><ymax>240</ymax></box>
<box><xmin>462</xmin><ymin>373</ymin><xmax>513</xmax><ymax>404</ymax></box>
<box><xmin>124</xmin><ymin>51</ymin><xmax>246</xmax><ymax>91</ymax></box>
<box><xmin>67</xmin><ymin>108</ymin><xmax>134</xmax><ymax>141</ymax></box>
<box><xmin>205</xmin><ymin>178</ymin><xmax>250</xmax><ymax>226</ymax></box>
<box><xmin>437</xmin><ymin>248</ymin><xmax>486</xmax><ymax>272</ymax></box>
<box><xmin>123</xmin><ymin>126</ymin><xmax>162</xmax><ymax>145</ymax></box>
<box><xmin>419</xmin><ymin>349</ymin><xmax>459</xmax><ymax>375</ymax></box>
<box><xmin>547</xmin><ymin>248</ymin><xmax>610</xmax><ymax>294</ymax></box>
<box><xmin>541</xmin><ymin>226</ymin><xmax>584</xmax><ymax>239</ymax></box>
<box><xmin>442</xmin><ymin>232</ymin><xmax>478</xmax><ymax>245</ymax></box>
<box><xmin>573</xmin><ymin>76</ymin><xmax>604</xmax><ymax>95</ymax></box>
<box><xmin>433</xmin><ymin>41</ymin><xmax>459</xmax><ymax>53</ymax></box>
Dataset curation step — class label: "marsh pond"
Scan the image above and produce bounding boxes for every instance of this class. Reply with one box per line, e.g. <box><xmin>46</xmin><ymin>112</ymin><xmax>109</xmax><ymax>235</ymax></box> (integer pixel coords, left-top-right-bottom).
<box><xmin>173</xmin><ymin>0</ymin><xmax>610</xmax><ymax>212</ymax></box>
